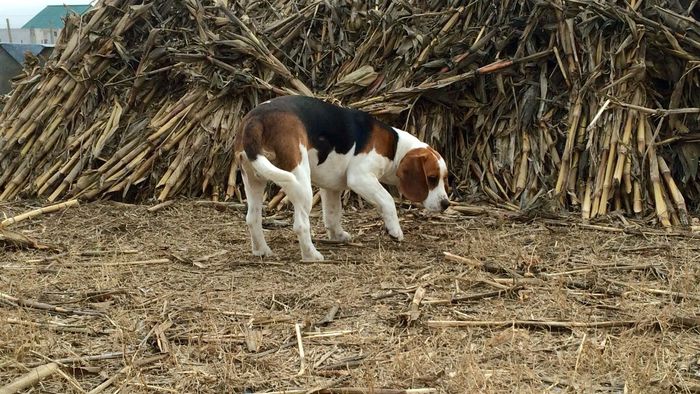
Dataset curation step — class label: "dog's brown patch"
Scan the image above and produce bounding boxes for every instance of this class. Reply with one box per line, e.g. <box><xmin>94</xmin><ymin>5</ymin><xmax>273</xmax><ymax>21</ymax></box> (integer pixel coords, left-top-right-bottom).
<box><xmin>234</xmin><ymin>112</ymin><xmax>308</xmax><ymax>172</ymax></box>
<box><xmin>424</xmin><ymin>147</ymin><xmax>443</xmax><ymax>189</ymax></box>
<box><xmin>358</xmin><ymin>122</ymin><xmax>397</xmax><ymax>159</ymax></box>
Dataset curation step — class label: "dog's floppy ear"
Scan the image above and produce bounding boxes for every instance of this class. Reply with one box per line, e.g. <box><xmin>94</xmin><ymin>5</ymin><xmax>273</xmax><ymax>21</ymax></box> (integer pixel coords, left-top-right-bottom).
<box><xmin>397</xmin><ymin>149</ymin><xmax>429</xmax><ymax>202</ymax></box>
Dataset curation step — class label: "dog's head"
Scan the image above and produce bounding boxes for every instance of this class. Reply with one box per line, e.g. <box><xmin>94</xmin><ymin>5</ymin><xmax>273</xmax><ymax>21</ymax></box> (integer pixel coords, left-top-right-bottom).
<box><xmin>397</xmin><ymin>147</ymin><xmax>450</xmax><ymax>212</ymax></box>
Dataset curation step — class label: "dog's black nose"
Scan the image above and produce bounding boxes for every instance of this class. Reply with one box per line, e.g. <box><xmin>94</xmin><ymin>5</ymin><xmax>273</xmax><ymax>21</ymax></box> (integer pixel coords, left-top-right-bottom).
<box><xmin>440</xmin><ymin>199</ymin><xmax>450</xmax><ymax>211</ymax></box>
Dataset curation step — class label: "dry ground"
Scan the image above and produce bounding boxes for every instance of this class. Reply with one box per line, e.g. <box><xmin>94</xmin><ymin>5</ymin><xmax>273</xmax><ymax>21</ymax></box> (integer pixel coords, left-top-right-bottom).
<box><xmin>1</xmin><ymin>200</ymin><xmax>700</xmax><ymax>393</ymax></box>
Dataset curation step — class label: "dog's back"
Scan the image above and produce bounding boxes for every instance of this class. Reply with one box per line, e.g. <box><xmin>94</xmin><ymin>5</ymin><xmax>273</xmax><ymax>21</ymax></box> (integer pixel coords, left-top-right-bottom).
<box><xmin>234</xmin><ymin>96</ymin><xmax>398</xmax><ymax>174</ymax></box>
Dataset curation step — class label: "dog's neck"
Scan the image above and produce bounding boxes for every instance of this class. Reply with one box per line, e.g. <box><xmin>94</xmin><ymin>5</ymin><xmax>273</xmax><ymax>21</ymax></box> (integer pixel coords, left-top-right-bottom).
<box><xmin>392</xmin><ymin>127</ymin><xmax>428</xmax><ymax>166</ymax></box>
<box><xmin>374</xmin><ymin>127</ymin><xmax>429</xmax><ymax>185</ymax></box>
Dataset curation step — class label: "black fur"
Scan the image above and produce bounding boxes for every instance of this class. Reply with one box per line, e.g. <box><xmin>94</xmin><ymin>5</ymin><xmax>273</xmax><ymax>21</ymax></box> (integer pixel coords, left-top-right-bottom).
<box><xmin>249</xmin><ymin>96</ymin><xmax>398</xmax><ymax>165</ymax></box>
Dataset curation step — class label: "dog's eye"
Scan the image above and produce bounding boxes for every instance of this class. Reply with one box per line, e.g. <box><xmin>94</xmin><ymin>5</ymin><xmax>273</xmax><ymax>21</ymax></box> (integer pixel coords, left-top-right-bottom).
<box><xmin>427</xmin><ymin>175</ymin><xmax>439</xmax><ymax>185</ymax></box>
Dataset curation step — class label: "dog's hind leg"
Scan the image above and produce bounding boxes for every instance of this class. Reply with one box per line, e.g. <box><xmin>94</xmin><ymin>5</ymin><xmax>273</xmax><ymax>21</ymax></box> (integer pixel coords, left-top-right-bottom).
<box><xmin>321</xmin><ymin>188</ymin><xmax>351</xmax><ymax>242</ymax></box>
<box><xmin>248</xmin><ymin>148</ymin><xmax>323</xmax><ymax>261</ymax></box>
<box><xmin>241</xmin><ymin>162</ymin><xmax>273</xmax><ymax>257</ymax></box>
<box><xmin>285</xmin><ymin>149</ymin><xmax>324</xmax><ymax>261</ymax></box>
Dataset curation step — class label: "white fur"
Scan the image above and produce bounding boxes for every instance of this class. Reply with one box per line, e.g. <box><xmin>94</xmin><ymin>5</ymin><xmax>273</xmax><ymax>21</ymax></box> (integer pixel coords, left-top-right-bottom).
<box><xmin>239</xmin><ymin>128</ymin><xmax>448</xmax><ymax>261</ymax></box>
<box><xmin>242</xmin><ymin>144</ymin><xmax>323</xmax><ymax>261</ymax></box>
<box><xmin>240</xmin><ymin>159</ymin><xmax>272</xmax><ymax>257</ymax></box>
<box><xmin>346</xmin><ymin>149</ymin><xmax>404</xmax><ymax>240</ymax></box>
<box><xmin>308</xmin><ymin>148</ymin><xmax>352</xmax><ymax>190</ymax></box>
<box><xmin>321</xmin><ymin>188</ymin><xmax>351</xmax><ymax>242</ymax></box>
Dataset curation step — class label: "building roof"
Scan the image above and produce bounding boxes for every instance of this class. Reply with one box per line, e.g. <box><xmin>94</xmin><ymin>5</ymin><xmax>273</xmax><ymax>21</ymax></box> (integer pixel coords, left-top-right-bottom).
<box><xmin>21</xmin><ymin>5</ymin><xmax>91</xmax><ymax>29</ymax></box>
<box><xmin>0</xmin><ymin>43</ymin><xmax>51</xmax><ymax>64</ymax></box>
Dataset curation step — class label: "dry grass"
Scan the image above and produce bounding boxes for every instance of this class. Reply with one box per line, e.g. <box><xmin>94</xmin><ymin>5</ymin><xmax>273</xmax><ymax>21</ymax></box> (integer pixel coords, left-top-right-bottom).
<box><xmin>1</xmin><ymin>200</ymin><xmax>700</xmax><ymax>393</ymax></box>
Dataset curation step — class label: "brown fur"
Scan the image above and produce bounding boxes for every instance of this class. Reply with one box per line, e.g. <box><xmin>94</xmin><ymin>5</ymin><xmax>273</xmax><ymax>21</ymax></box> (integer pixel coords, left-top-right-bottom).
<box><xmin>234</xmin><ymin>112</ymin><xmax>308</xmax><ymax>172</ymax></box>
<box><xmin>359</xmin><ymin>122</ymin><xmax>397</xmax><ymax>158</ymax></box>
<box><xmin>396</xmin><ymin>147</ymin><xmax>443</xmax><ymax>202</ymax></box>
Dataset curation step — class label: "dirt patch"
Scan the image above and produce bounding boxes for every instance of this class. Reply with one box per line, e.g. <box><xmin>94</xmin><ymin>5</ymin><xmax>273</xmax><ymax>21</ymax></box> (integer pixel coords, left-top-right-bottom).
<box><xmin>1</xmin><ymin>200</ymin><xmax>700</xmax><ymax>393</ymax></box>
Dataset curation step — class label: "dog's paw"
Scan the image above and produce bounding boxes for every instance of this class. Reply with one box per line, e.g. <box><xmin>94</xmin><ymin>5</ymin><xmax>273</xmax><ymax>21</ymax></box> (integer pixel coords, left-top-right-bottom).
<box><xmin>388</xmin><ymin>227</ymin><xmax>404</xmax><ymax>241</ymax></box>
<box><xmin>328</xmin><ymin>230</ymin><xmax>352</xmax><ymax>243</ymax></box>
<box><xmin>302</xmin><ymin>249</ymin><xmax>325</xmax><ymax>262</ymax></box>
<box><xmin>252</xmin><ymin>245</ymin><xmax>273</xmax><ymax>257</ymax></box>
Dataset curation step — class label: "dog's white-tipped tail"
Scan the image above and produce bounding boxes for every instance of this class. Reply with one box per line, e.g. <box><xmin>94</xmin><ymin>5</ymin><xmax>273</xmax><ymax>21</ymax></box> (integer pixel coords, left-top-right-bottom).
<box><xmin>249</xmin><ymin>156</ymin><xmax>297</xmax><ymax>186</ymax></box>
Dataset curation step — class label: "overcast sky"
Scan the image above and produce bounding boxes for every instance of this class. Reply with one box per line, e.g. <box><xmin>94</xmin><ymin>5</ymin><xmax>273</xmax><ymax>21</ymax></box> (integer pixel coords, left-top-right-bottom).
<box><xmin>1</xmin><ymin>1</ymin><xmax>93</xmax><ymax>28</ymax></box>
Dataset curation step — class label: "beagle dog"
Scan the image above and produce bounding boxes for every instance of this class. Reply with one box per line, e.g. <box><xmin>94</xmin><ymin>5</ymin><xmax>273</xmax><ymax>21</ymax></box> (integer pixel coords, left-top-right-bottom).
<box><xmin>234</xmin><ymin>95</ymin><xmax>450</xmax><ymax>261</ymax></box>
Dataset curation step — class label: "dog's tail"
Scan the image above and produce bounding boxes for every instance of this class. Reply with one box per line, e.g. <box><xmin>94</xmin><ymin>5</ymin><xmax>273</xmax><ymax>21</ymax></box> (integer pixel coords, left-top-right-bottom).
<box><xmin>250</xmin><ymin>156</ymin><xmax>297</xmax><ymax>186</ymax></box>
<box><xmin>237</xmin><ymin>118</ymin><xmax>297</xmax><ymax>186</ymax></box>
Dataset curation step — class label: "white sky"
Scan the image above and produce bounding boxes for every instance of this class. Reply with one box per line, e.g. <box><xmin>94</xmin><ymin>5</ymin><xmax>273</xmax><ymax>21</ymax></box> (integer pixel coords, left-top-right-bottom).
<box><xmin>1</xmin><ymin>1</ymin><xmax>93</xmax><ymax>28</ymax></box>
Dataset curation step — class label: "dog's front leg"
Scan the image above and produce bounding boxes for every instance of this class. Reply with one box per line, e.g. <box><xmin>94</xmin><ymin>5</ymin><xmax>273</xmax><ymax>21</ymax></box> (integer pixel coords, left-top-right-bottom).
<box><xmin>347</xmin><ymin>174</ymin><xmax>403</xmax><ymax>241</ymax></box>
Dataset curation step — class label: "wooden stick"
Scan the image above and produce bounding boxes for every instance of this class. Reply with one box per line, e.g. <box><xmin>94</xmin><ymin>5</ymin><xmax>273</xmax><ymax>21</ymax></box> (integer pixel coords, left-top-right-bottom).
<box><xmin>55</xmin><ymin>258</ymin><xmax>171</xmax><ymax>267</ymax></box>
<box><xmin>303</xmin><ymin>330</ymin><xmax>353</xmax><ymax>339</ymax></box>
<box><xmin>27</xmin><ymin>352</ymin><xmax>130</xmax><ymax>368</ymax></box>
<box><xmin>598</xmin><ymin>108</ymin><xmax>621</xmax><ymax>216</ymax></box>
<box><xmin>1</xmin><ymin>199</ymin><xmax>79</xmax><ymax>227</ymax></box>
<box><xmin>447</xmin><ymin>203</ymin><xmax>520</xmax><ymax>218</ymax></box>
<box><xmin>658</xmin><ymin>156</ymin><xmax>689</xmax><ymax>226</ymax></box>
<box><xmin>267</xmin><ymin>190</ymin><xmax>286</xmax><ymax>210</ymax></box>
<box><xmin>612</xmin><ymin>108</ymin><xmax>635</xmax><ymax>187</ymax></box>
<box><xmin>0</xmin><ymin>291</ymin><xmax>103</xmax><ymax>316</ymax></box>
<box><xmin>581</xmin><ymin>178</ymin><xmax>592</xmax><ymax>220</ymax></box>
<box><xmin>443</xmin><ymin>252</ymin><xmax>516</xmax><ymax>276</ymax></box>
<box><xmin>567</xmin><ymin>113</ymin><xmax>587</xmax><ymax>198</ymax></box>
<box><xmin>258</xmin><ymin>389</ymin><xmax>437</xmax><ymax>394</ymax></box>
<box><xmin>5</xmin><ymin>318</ymin><xmax>105</xmax><ymax>335</ymax></box>
<box><xmin>423</xmin><ymin>286</ymin><xmax>523</xmax><ymax>305</ymax></box>
<box><xmin>317</xmin><ymin>303</ymin><xmax>340</xmax><ymax>326</ymax></box>
<box><xmin>87</xmin><ymin>354</ymin><xmax>167</xmax><ymax>394</ymax></box>
<box><xmin>276</xmin><ymin>195</ymin><xmax>290</xmax><ymax>211</ymax></box>
<box><xmin>443</xmin><ymin>252</ymin><xmax>482</xmax><ymax>268</ymax></box>
<box><xmin>172</xmin><ymin>334</ymin><xmax>245</xmax><ymax>344</ymax></box>
<box><xmin>612</xmin><ymin>101</ymin><xmax>700</xmax><ymax>115</ymax></box>
<box><xmin>23</xmin><ymin>249</ymin><xmax>138</xmax><ymax>263</ymax></box>
<box><xmin>147</xmin><ymin>200</ymin><xmax>175</xmax><ymax>212</ymax></box>
<box><xmin>54</xmin><ymin>365</ymin><xmax>87</xmax><ymax>393</ymax></box>
<box><xmin>622</xmin><ymin>155</ymin><xmax>632</xmax><ymax>195</ymax></box>
<box><xmin>438</xmin><ymin>315</ymin><xmax>700</xmax><ymax>331</ymax></box>
<box><xmin>325</xmin><ymin>389</ymin><xmax>437</xmax><ymax>394</ymax></box>
<box><xmin>79</xmin><ymin>249</ymin><xmax>139</xmax><ymax>257</ymax></box>
<box><xmin>606</xmin><ymin>279</ymin><xmax>700</xmax><ymax>301</ymax></box>
<box><xmin>400</xmin><ymin>286</ymin><xmax>426</xmax><ymax>323</ymax></box>
<box><xmin>193</xmin><ymin>200</ymin><xmax>245</xmax><ymax>209</ymax></box>
<box><xmin>427</xmin><ymin>319</ymin><xmax>638</xmax><ymax>330</ymax></box>
<box><xmin>544</xmin><ymin>263</ymin><xmax>660</xmax><ymax>276</ymax></box>
<box><xmin>515</xmin><ymin>130</ymin><xmax>529</xmax><ymax>194</ymax></box>
<box><xmin>305</xmin><ymin>376</ymin><xmax>352</xmax><ymax>394</ymax></box>
<box><xmin>87</xmin><ymin>366</ymin><xmax>130</xmax><ymax>394</ymax></box>
<box><xmin>295</xmin><ymin>322</ymin><xmax>306</xmax><ymax>376</ymax></box>
<box><xmin>312</xmin><ymin>190</ymin><xmax>321</xmax><ymax>207</ymax></box>
<box><xmin>0</xmin><ymin>362</ymin><xmax>60</xmax><ymax>394</ymax></box>
<box><xmin>585</xmin><ymin>99</ymin><xmax>610</xmax><ymax>131</ymax></box>
<box><xmin>555</xmin><ymin>95</ymin><xmax>583</xmax><ymax>196</ymax></box>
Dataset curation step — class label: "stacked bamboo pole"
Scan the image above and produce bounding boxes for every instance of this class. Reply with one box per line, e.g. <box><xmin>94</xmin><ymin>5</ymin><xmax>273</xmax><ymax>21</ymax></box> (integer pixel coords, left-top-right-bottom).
<box><xmin>0</xmin><ymin>0</ymin><xmax>699</xmax><ymax>227</ymax></box>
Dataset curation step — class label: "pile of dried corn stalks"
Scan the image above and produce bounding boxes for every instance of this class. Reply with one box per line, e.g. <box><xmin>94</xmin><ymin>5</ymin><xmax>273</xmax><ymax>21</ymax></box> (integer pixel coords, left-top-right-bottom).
<box><xmin>0</xmin><ymin>0</ymin><xmax>699</xmax><ymax>226</ymax></box>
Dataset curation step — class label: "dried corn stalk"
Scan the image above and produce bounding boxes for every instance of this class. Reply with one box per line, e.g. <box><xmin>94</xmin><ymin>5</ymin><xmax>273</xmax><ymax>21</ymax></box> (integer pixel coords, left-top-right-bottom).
<box><xmin>0</xmin><ymin>0</ymin><xmax>699</xmax><ymax>227</ymax></box>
